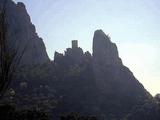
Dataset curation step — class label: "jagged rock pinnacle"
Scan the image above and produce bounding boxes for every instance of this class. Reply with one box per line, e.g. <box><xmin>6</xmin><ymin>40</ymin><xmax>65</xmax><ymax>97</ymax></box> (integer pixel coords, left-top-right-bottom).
<box><xmin>93</xmin><ymin>29</ymin><xmax>122</xmax><ymax>65</ymax></box>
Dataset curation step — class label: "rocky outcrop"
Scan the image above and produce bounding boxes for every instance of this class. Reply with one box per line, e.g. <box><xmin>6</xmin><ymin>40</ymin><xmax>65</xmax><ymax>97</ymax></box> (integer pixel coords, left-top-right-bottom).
<box><xmin>93</xmin><ymin>29</ymin><xmax>150</xmax><ymax>105</ymax></box>
<box><xmin>92</xmin><ymin>29</ymin><xmax>152</xmax><ymax>118</ymax></box>
<box><xmin>1</xmin><ymin>0</ymin><xmax>49</xmax><ymax>66</ymax></box>
<box><xmin>93</xmin><ymin>29</ymin><xmax>122</xmax><ymax>66</ymax></box>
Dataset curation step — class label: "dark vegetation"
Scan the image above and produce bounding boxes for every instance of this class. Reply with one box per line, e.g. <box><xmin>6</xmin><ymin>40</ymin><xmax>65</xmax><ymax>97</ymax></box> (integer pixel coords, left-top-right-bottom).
<box><xmin>2</xmin><ymin>51</ymin><xmax>160</xmax><ymax>120</ymax></box>
<box><xmin>0</xmin><ymin>105</ymin><xmax>49</xmax><ymax>120</ymax></box>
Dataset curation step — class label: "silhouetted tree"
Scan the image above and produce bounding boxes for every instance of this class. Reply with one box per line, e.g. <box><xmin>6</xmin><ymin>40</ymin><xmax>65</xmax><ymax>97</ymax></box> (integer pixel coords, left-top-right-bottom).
<box><xmin>0</xmin><ymin>0</ymin><xmax>27</xmax><ymax>98</ymax></box>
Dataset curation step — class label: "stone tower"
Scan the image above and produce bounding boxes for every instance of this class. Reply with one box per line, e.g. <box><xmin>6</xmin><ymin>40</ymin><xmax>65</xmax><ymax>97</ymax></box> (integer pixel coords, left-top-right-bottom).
<box><xmin>72</xmin><ymin>40</ymin><xmax>78</xmax><ymax>49</ymax></box>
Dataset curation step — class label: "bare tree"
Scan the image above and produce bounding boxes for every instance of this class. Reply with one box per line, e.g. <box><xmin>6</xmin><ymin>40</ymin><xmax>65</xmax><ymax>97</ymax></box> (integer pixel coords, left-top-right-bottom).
<box><xmin>0</xmin><ymin>0</ymin><xmax>27</xmax><ymax>98</ymax></box>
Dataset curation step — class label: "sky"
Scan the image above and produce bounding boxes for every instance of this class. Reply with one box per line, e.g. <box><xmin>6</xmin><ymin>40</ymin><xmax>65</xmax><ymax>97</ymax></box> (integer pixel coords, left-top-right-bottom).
<box><xmin>14</xmin><ymin>0</ymin><xmax>160</xmax><ymax>96</ymax></box>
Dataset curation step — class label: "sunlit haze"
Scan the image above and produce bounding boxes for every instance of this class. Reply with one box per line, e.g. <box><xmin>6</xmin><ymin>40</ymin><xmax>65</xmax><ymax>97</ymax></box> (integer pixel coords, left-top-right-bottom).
<box><xmin>14</xmin><ymin>0</ymin><xmax>160</xmax><ymax>96</ymax></box>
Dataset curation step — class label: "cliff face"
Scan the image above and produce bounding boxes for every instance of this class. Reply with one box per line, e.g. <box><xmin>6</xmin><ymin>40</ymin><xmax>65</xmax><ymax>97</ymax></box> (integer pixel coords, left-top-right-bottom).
<box><xmin>92</xmin><ymin>30</ymin><xmax>151</xmax><ymax>117</ymax></box>
<box><xmin>93</xmin><ymin>29</ymin><xmax>123</xmax><ymax>92</ymax></box>
<box><xmin>2</xmin><ymin>0</ymin><xmax>49</xmax><ymax>65</ymax></box>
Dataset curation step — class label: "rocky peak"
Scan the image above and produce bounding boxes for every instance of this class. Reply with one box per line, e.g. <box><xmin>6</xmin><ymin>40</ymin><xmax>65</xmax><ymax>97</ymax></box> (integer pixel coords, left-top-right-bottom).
<box><xmin>93</xmin><ymin>29</ymin><xmax>122</xmax><ymax>66</ymax></box>
<box><xmin>92</xmin><ymin>30</ymin><xmax>149</xmax><ymax>97</ymax></box>
<box><xmin>3</xmin><ymin>0</ymin><xmax>49</xmax><ymax>66</ymax></box>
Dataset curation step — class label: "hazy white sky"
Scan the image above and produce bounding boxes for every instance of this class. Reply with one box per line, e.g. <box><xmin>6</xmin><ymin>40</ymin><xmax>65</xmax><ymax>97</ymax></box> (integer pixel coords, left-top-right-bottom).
<box><xmin>14</xmin><ymin>0</ymin><xmax>160</xmax><ymax>96</ymax></box>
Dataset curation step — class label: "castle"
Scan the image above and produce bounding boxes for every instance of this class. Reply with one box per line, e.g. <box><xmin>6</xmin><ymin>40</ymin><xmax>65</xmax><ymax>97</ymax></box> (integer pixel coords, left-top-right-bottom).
<box><xmin>54</xmin><ymin>40</ymin><xmax>91</xmax><ymax>64</ymax></box>
<box><xmin>72</xmin><ymin>40</ymin><xmax>78</xmax><ymax>49</ymax></box>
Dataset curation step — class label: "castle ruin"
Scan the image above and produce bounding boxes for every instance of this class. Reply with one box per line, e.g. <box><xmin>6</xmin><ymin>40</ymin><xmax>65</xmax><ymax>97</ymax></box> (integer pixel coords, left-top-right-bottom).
<box><xmin>72</xmin><ymin>40</ymin><xmax>78</xmax><ymax>49</ymax></box>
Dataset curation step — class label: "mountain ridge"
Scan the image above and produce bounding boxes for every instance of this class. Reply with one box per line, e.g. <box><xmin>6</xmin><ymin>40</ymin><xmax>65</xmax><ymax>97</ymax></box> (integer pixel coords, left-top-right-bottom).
<box><xmin>1</xmin><ymin>0</ymin><xmax>160</xmax><ymax>120</ymax></box>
